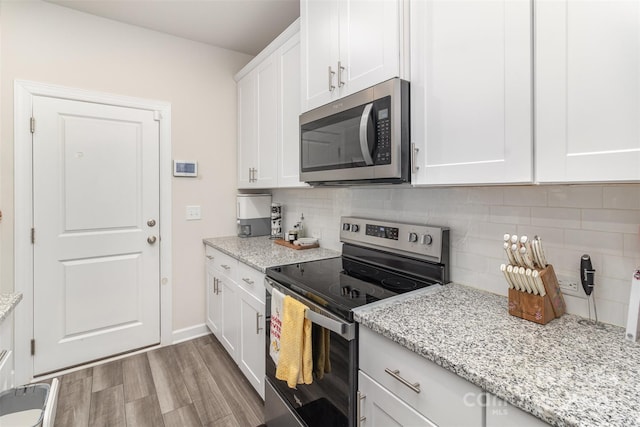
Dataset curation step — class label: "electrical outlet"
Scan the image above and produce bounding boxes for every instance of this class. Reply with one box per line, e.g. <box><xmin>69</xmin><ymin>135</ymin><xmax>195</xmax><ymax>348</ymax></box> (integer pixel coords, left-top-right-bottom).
<box><xmin>557</xmin><ymin>274</ymin><xmax>587</xmax><ymax>299</ymax></box>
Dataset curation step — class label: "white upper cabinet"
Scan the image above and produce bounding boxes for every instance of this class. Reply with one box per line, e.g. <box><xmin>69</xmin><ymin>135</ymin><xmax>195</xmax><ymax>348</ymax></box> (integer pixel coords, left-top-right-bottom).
<box><xmin>535</xmin><ymin>0</ymin><xmax>640</xmax><ymax>183</ymax></box>
<box><xmin>410</xmin><ymin>0</ymin><xmax>533</xmax><ymax>185</ymax></box>
<box><xmin>278</xmin><ymin>33</ymin><xmax>307</xmax><ymax>188</ymax></box>
<box><xmin>301</xmin><ymin>0</ymin><xmax>407</xmax><ymax>113</ymax></box>
<box><xmin>236</xmin><ymin>20</ymin><xmax>307</xmax><ymax>189</ymax></box>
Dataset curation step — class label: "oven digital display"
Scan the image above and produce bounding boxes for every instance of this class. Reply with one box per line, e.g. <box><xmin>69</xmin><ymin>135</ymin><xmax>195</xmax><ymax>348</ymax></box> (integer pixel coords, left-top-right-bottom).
<box><xmin>366</xmin><ymin>224</ymin><xmax>399</xmax><ymax>240</ymax></box>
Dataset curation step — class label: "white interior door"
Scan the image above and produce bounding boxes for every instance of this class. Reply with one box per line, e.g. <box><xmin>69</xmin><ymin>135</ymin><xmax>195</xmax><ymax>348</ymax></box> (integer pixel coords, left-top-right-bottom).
<box><xmin>32</xmin><ymin>96</ymin><xmax>160</xmax><ymax>375</ymax></box>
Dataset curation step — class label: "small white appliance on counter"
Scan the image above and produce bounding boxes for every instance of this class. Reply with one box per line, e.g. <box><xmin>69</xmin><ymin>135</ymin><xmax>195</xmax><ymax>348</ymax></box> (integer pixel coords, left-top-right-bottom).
<box><xmin>237</xmin><ymin>194</ymin><xmax>271</xmax><ymax>237</ymax></box>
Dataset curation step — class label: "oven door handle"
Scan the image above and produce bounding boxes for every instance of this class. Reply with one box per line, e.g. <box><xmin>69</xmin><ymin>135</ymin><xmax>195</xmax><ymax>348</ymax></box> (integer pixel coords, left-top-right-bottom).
<box><xmin>359</xmin><ymin>103</ymin><xmax>375</xmax><ymax>166</ymax></box>
<box><xmin>265</xmin><ymin>278</ymin><xmax>356</xmax><ymax>341</ymax></box>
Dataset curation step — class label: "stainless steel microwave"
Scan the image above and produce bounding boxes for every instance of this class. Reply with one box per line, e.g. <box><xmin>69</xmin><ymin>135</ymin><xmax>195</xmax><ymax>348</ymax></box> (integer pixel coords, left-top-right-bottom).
<box><xmin>300</xmin><ymin>78</ymin><xmax>410</xmax><ymax>186</ymax></box>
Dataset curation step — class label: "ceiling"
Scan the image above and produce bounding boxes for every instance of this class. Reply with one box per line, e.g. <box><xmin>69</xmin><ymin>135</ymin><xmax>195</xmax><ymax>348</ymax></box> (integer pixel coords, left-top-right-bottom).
<box><xmin>45</xmin><ymin>0</ymin><xmax>300</xmax><ymax>56</ymax></box>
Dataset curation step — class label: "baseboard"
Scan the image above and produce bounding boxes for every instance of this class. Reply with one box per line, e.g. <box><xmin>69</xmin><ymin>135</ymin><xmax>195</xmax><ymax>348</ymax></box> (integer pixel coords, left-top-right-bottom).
<box><xmin>171</xmin><ymin>323</ymin><xmax>211</xmax><ymax>344</ymax></box>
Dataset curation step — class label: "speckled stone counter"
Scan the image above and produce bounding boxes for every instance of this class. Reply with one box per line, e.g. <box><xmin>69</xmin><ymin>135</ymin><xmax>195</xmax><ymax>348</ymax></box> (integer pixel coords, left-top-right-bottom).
<box><xmin>354</xmin><ymin>284</ymin><xmax>640</xmax><ymax>427</ymax></box>
<box><xmin>0</xmin><ymin>293</ymin><xmax>22</xmax><ymax>324</ymax></box>
<box><xmin>203</xmin><ymin>236</ymin><xmax>340</xmax><ymax>272</ymax></box>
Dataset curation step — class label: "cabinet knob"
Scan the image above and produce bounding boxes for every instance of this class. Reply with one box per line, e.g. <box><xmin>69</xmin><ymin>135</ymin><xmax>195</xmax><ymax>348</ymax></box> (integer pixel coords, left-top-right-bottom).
<box><xmin>147</xmin><ymin>236</ymin><xmax>157</xmax><ymax>244</ymax></box>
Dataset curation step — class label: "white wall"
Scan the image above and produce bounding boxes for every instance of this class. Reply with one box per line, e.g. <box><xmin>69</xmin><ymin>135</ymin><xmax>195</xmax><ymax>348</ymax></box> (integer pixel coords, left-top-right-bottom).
<box><xmin>273</xmin><ymin>184</ymin><xmax>640</xmax><ymax>327</ymax></box>
<box><xmin>0</xmin><ymin>1</ymin><xmax>252</xmax><ymax>332</ymax></box>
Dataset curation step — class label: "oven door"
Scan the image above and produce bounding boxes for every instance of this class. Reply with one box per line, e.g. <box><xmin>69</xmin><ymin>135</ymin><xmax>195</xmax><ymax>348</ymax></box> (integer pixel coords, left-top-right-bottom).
<box><xmin>265</xmin><ymin>278</ymin><xmax>357</xmax><ymax>427</ymax></box>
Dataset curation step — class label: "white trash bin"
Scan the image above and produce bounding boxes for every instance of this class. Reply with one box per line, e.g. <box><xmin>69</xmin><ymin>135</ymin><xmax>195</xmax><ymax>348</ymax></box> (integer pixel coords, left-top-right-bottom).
<box><xmin>0</xmin><ymin>379</ymin><xmax>59</xmax><ymax>427</ymax></box>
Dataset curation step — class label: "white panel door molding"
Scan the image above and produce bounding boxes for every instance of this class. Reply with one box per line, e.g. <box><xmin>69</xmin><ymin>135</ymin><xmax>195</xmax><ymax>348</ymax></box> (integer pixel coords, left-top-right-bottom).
<box><xmin>14</xmin><ymin>80</ymin><xmax>172</xmax><ymax>383</ymax></box>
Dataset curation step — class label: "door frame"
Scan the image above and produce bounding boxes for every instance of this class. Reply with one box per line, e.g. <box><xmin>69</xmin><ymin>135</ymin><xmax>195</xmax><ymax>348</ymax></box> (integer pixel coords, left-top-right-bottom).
<box><xmin>14</xmin><ymin>80</ymin><xmax>173</xmax><ymax>384</ymax></box>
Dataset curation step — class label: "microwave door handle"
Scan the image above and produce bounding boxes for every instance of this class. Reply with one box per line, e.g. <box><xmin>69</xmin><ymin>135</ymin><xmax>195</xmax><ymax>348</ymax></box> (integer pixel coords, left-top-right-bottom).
<box><xmin>359</xmin><ymin>103</ymin><xmax>375</xmax><ymax>166</ymax></box>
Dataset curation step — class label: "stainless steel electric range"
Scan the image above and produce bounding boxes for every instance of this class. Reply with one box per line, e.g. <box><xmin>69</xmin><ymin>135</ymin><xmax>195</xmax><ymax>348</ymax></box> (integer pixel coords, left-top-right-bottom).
<box><xmin>264</xmin><ymin>216</ymin><xmax>450</xmax><ymax>427</ymax></box>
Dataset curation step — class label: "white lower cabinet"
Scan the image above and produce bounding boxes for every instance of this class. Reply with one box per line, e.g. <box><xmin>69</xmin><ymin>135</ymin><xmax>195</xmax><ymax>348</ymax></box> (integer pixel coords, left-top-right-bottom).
<box><xmin>485</xmin><ymin>393</ymin><xmax>549</xmax><ymax>427</ymax></box>
<box><xmin>219</xmin><ymin>275</ymin><xmax>239</xmax><ymax>358</ymax></box>
<box><xmin>238</xmin><ymin>286</ymin><xmax>266</xmax><ymax>398</ymax></box>
<box><xmin>358</xmin><ymin>371</ymin><xmax>435</xmax><ymax>427</ymax></box>
<box><xmin>359</xmin><ymin>326</ymin><xmax>482</xmax><ymax>426</ymax></box>
<box><xmin>205</xmin><ymin>245</ymin><xmax>266</xmax><ymax>399</ymax></box>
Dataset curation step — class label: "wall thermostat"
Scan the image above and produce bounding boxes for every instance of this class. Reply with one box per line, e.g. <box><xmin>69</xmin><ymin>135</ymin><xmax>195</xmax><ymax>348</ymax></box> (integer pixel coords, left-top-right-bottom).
<box><xmin>173</xmin><ymin>160</ymin><xmax>198</xmax><ymax>177</ymax></box>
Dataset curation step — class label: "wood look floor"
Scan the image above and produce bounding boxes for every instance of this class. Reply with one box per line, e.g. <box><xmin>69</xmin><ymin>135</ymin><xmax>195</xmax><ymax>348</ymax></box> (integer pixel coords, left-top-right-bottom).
<box><xmin>50</xmin><ymin>334</ymin><xmax>265</xmax><ymax>427</ymax></box>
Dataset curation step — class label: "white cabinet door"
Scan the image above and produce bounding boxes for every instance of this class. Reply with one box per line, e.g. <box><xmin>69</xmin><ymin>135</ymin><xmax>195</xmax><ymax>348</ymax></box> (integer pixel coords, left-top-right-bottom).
<box><xmin>301</xmin><ymin>0</ymin><xmax>405</xmax><ymax>112</ymax></box>
<box><xmin>485</xmin><ymin>394</ymin><xmax>549</xmax><ymax>427</ymax></box>
<box><xmin>301</xmin><ymin>0</ymin><xmax>340</xmax><ymax>112</ymax></box>
<box><xmin>205</xmin><ymin>266</ymin><xmax>222</xmax><ymax>338</ymax></box>
<box><xmin>278</xmin><ymin>33</ymin><xmax>308</xmax><ymax>188</ymax></box>
<box><xmin>255</xmin><ymin>55</ymin><xmax>279</xmax><ymax>188</ymax></box>
<box><xmin>535</xmin><ymin>0</ymin><xmax>640</xmax><ymax>182</ymax></box>
<box><xmin>359</xmin><ymin>371</ymin><xmax>436</xmax><ymax>427</ymax></box>
<box><xmin>411</xmin><ymin>0</ymin><xmax>533</xmax><ymax>185</ymax></box>
<box><xmin>219</xmin><ymin>275</ymin><xmax>239</xmax><ymax>360</ymax></box>
<box><xmin>339</xmin><ymin>0</ymin><xmax>402</xmax><ymax>96</ymax></box>
<box><xmin>238</xmin><ymin>286</ymin><xmax>266</xmax><ymax>399</ymax></box>
<box><xmin>237</xmin><ymin>72</ymin><xmax>257</xmax><ymax>188</ymax></box>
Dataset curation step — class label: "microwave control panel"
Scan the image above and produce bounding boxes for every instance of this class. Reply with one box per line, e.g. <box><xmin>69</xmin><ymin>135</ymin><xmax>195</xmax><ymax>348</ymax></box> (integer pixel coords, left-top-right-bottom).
<box><xmin>374</xmin><ymin>108</ymin><xmax>391</xmax><ymax>165</ymax></box>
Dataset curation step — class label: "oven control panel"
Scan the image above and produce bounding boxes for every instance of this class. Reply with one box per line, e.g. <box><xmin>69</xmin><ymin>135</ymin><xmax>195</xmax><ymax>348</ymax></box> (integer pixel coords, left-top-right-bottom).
<box><xmin>340</xmin><ymin>216</ymin><xmax>449</xmax><ymax>263</ymax></box>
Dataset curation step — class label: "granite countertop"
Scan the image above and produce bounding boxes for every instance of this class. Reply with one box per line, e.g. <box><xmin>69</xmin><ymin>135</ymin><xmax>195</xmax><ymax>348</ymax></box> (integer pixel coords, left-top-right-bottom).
<box><xmin>354</xmin><ymin>284</ymin><xmax>640</xmax><ymax>427</ymax></box>
<box><xmin>203</xmin><ymin>235</ymin><xmax>340</xmax><ymax>272</ymax></box>
<box><xmin>0</xmin><ymin>293</ymin><xmax>22</xmax><ymax>324</ymax></box>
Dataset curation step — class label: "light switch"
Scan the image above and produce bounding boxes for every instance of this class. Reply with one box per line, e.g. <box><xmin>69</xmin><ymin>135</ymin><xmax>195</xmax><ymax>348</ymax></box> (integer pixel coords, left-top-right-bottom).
<box><xmin>186</xmin><ymin>205</ymin><xmax>201</xmax><ymax>221</ymax></box>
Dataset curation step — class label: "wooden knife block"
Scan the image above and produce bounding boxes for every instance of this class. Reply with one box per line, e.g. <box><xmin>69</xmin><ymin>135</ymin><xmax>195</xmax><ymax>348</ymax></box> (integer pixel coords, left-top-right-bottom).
<box><xmin>508</xmin><ymin>264</ymin><xmax>566</xmax><ymax>325</ymax></box>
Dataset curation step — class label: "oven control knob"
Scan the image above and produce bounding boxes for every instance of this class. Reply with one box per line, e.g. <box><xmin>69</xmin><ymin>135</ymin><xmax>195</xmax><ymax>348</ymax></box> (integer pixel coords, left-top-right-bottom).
<box><xmin>420</xmin><ymin>234</ymin><xmax>433</xmax><ymax>245</ymax></box>
<box><xmin>350</xmin><ymin>224</ymin><xmax>360</xmax><ymax>233</ymax></box>
<box><xmin>343</xmin><ymin>223</ymin><xmax>351</xmax><ymax>231</ymax></box>
<box><xmin>408</xmin><ymin>232</ymin><xmax>418</xmax><ymax>243</ymax></box>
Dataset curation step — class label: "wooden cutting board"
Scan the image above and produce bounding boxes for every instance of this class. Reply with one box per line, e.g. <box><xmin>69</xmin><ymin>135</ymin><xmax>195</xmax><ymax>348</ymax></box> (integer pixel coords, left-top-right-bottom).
<box><xmin>273</xmin><ymin>239</ymin><xmax>319</xmax><ymax>250</ymax></box>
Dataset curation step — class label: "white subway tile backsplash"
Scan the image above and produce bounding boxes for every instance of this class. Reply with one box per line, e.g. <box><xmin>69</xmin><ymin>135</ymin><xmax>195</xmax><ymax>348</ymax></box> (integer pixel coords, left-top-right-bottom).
<box><xmin>603</xmin><ymin>185</ymin><xmax>640</xmax><ymax>210</ymax></box>
<box><xmin>272</xmin><ymin>183</ymin><xmax>640</xmax><ymax>327</ymax></box>
<box><xmin>531</xmin><ymin>207</ymin><xmax>581</xmax><ymax>229</ymax></box>
<box><xmin>504</xmin><ymin>186</ymin><xmax>548</xmax><ymax>206</ymax></box>
<box><xmin>623</xmin><ymin>233</ymin><xmax>640</xmax><ymax>258</ymax></box>
<box><xmin>468</xmin><ymin>187</ymin><xmax>504</xmax><ymax>205</ymax></box>
<box><xmin>600</xmin><ymin>255</ymin><xmax>640</xmax><ymax>281</ymax></box>
<box><xmin>489</xmin><ymin>205</ymin><xmax>531</xmax><ymax>225</ymax></box>
<box><xmin>582</xmin><ymin>209</ymin><xmax>640</xmax><ymax>234</ymax></box>
<box><xmin>564</xmin><ymin>229</ymin><xmax>624</xmax><ymax>257</ymax></box>
<box><xmin>515</xmin><ymin>225</ymin><xmax>565</xmax><ymax>246</ymax></box>
<box><xmin>548</xmin><ymin>185</ymin><xmax>603</xmax><ymax>208</ymax></box>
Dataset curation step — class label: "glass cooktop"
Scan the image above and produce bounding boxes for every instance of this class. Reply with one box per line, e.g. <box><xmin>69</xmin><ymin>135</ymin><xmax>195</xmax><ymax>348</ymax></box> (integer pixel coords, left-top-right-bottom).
<box><xmin>266</xmin><ymin>252</ymin><xmax>438</xmax><ymax>321</ymax></box>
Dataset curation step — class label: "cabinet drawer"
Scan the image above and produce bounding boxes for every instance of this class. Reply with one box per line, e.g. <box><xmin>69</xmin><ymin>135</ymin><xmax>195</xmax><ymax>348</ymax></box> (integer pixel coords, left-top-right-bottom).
<box><xmin>213</xmin><ymin>250</ymin><xmax>238</xmax><ymax>282</ymax></box>
<box><xmin>359</xmin><ymin>326</ymin><xmax>482</xmax><ymax>427</ymax></box>
<box><xmin>237</xmin><ymin>263</ymin><xmax>265</xmax><ymax>304</ymax></box>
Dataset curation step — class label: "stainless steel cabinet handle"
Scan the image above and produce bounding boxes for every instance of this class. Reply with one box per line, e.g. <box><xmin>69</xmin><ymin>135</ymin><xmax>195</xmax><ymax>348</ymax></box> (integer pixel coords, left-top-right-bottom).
<box><xmin>206</xmin><ymin>255</ymin><xmax>214</xmax><ymax>260</ymax></box>
<box><xmin>242</xmin><ymin>278</ymin><xmax>255</xmax><ymax>286</ymax></box>
<box><xmin>147</xmin><ymin>219</ymin><xmax>156</xmax><ymax>227</ymax></box>
<box><xmin>357</xmin><ymin>391</ymin><xmax>366</xmax><ymax>425</ymax></box>
<box><xmin>338</xmin><ymin>61</ymin><xmax>345</xmax><ymax>88</ymax></box>
<box><xmin>147</xmin><ymin>236</ymin><xmax>157</xmax><ymax>244</ymax></box>
<box><xmin>213</xmin><ymin>277</ymin><xmax>218</xmax><ymax>294</ymax></box>
<box><xmin>385</xmin><ymin>368</ymin><xmax>421</xmax><ymax>393</ymax></box>
<box><xmin>411</xmin><ymin>143</ymin><xmax>420</xmax><ymax>173</ymax></box>
<box><xmin>221</xmin><ymin>264</ymin><xmax>231</xmax><ymax>270</ymax></box>
<box><xmin>328</xmin><ymin>66</ymin><xmax>336</xmax><ymax>92</ymax></box>
<box><xmin>256</xmin><ymin>313</ymin><xmax>263</xmax><ymax>334</ymax></box>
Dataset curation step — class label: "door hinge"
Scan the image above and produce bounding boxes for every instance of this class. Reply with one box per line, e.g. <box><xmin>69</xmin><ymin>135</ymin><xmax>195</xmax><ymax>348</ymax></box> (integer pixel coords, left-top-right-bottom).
<box><xmin>30</xmin><ymin>117</ymin><xmax>35</xmax><ymax>134</ymax></box>
<box><xmin>30</xmin><ymin>228</ymin><xmax>35</xmax><ymax>244</ymax></box>
<box><xmin>30</xmin><ymin>339</ymin><xmax>35</xmax><ymax>356</ymax></box>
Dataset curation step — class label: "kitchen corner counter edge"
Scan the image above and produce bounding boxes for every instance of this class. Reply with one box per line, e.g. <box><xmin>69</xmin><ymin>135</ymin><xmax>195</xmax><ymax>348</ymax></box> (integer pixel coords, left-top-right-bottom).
<box><xmin>202</xmin><ymin>235</ymin><xmax>340</xmax><ymax>272</ymax></box>
<box><xmin>0</xmin><ymin>293</ymin><xmax>22</xmax><ymax>324</ymax></box>
<box><xmin>354</xmin><ymin>284</ymin><xmax>640</xmax><ymax>427</ymax></box>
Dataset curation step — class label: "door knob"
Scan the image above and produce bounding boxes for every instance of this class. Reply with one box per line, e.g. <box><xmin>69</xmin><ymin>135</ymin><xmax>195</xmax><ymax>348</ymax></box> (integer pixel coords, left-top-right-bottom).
<box><xmin>147</xmin><ymin>236</ymin><xmax>157</xmax><ymax>244</ymax></box>
<box><xmin>147</xmin><ymin>219</ymin><xmax>156</xmax><ymax>227</ymax></box>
